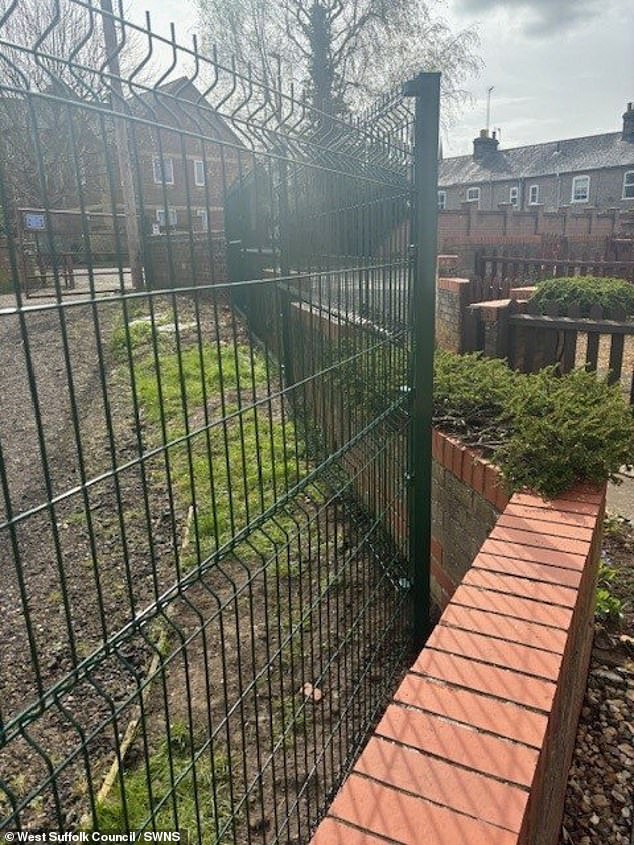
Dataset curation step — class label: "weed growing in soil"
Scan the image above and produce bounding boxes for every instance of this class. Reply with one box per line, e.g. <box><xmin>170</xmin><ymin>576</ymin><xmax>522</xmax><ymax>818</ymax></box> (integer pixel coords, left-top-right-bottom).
<box><xmin>603</xmin><ymin>512</ymin><xmax>631</xmax><ymax>542</ymax></box>
<box><xmin>596</xmin><ymin>557</ymin><xmax>625</xmax><ymax>626</ymax></box>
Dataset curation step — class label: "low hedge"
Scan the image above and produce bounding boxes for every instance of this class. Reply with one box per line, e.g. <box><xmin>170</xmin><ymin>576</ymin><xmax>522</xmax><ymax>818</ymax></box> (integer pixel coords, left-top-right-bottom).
<box><xmin>434</xmin><ymin>350</ymin><xmax>634</xmax><ymax>498</ymax></box>
<box><xmin>529</xmin><ymin>276</ymin><xmax>634</xmax><ymax>318</ymax></box>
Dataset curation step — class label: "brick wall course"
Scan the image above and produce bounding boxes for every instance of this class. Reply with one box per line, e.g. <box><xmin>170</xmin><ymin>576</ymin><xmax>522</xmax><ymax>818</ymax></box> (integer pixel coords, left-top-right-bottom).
<box><xmin>436</xmin><ymin>207</ymin><xmax>634</xmax><ymax>276</ymax></box>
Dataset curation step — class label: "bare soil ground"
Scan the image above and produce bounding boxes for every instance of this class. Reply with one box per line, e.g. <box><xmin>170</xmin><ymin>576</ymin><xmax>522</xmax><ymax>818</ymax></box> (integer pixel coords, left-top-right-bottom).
<box><xmin>0</xmin><ymin>289</ymin><xmax>410</xmax><ymax>842</ymax></box>
<box><xmin>0</xmin><ymin>290</ymin><xmax>191</xmax><ymax>825</ymax></box>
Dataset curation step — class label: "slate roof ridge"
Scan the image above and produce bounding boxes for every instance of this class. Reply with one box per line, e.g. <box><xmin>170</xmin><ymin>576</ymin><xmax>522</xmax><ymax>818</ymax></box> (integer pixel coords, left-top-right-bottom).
<box><xmin>445</xmin><ymin>130</ymin><xmax>622</xmax><ymax>162</ymax></box>
<box><xmin>439</xmin><ymin>127</ymin><xmax>634</xmax><ymax>186</ymax></box>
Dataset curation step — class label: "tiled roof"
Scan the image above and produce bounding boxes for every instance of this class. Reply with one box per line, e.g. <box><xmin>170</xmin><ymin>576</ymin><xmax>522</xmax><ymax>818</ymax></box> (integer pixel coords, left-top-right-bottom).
<box><xmin>439</xmin><ymin>132</ymin><xmax>634</xmax><ymax>187</ymax></box>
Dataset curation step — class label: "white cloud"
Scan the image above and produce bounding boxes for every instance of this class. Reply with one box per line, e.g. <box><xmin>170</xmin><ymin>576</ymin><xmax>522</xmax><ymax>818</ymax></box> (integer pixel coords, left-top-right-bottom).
<box><xmin>459</xmin><ymin>0</ymin><xmax>612</xmax><ymax>35</ymax></box>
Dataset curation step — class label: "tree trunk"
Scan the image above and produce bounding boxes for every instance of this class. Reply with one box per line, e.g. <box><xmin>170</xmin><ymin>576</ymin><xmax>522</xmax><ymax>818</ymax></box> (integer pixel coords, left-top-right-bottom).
<box><xmin>308</xmin><ymin>3</ymin><xmax>335</xmax><ymax>114</ymax></box>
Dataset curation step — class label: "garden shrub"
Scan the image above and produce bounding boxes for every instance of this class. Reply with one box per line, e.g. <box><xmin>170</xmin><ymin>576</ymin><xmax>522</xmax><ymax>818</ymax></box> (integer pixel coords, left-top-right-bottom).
<box><xmin>497</xmin><ymin>367</ymin><xmax>634</xmax><ymax>497</ymax></box>
<box><xmin>324</xmin><ymin>343</ymin><xmax>632</xmax><ymax>498</ymax></box>
<box><xmin>434</xmin><ymin>350</ymin><xmax>515</xmax><ymax>433</ymax></box>
<box><xmin>529</xmin><ymin>276</ymin><xmax>634</xmax><ymax>318</ymax></box>
<box><xmin>433</xmin><ymin>350</ymin><xmax>634</xmax><ymax>498</ymax></box>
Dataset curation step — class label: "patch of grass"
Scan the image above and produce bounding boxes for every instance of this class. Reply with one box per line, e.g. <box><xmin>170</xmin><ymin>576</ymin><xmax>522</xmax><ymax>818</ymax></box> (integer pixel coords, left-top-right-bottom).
<box><xmin>96</xmin><ymin>723</ymin><xmax>233</xmax><ymax>840</ymax></box>
<box><xmin>131</xmin><ymin>340</ymin><xmax>304</xmax><ymax>569</ymax></box>
<box><xmin>274</xmin><ymin>694</ymin><xmax>313</xmax><ymax>752</ymax></box>
<box><xmin>110</xmin><ymin>318</ymin><xmax>157</xmax><ymax>363</ymax></box>
<box><xmin>97</xmin><ymin>314</ymin><xmax>314</xmax><ymax>834</ymax></box>
<box><xmin>110</xmin><ymin>309</ymin><xmax>178</xmax><ymax>363</ymax></box>
<box><xmin>66</xmin><ymin>509</ymin><xmax>87</xmax><ymax>527</ymax></box>
<box><xmin>134</xmin><ymin>345</ymin><xmax>268</xmax><ymax>438</ymax></box>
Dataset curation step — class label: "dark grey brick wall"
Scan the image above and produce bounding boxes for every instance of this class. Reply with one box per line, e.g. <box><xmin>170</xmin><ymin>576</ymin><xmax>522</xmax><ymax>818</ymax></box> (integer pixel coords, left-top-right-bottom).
<box><xmin>431</xmin><ymin>459</ymin><xmax>499</xmax><ymax>588</ymax></box>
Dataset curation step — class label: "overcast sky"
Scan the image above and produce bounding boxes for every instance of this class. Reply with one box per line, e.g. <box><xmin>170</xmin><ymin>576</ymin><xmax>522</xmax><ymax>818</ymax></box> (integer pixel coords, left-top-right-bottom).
<box><xmin>129</xmin><ymin>0</ymin><xmax>634</xmax><ymax>157</ymax></box>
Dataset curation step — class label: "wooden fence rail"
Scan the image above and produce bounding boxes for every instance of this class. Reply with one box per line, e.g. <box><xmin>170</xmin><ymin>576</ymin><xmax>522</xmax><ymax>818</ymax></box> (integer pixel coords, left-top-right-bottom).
<box><xmin>474</xmin><ymin>253</ymin><xmax>634</xmax><ymax>287</ymax></box>
<box><xmin>466</xmin><ymin>298</ymin><xmax>634</xmax><ymax>404</ymax></box>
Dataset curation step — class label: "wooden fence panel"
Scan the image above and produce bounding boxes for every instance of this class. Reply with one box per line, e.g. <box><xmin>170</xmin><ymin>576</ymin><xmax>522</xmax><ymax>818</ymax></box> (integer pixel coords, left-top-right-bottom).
<box><xmin>474</xmin><ymin>250</ymin><xmax>634</xmax><ymax>289</ymax></box>
<box><xmin>507</xmin><ymin>305</ymin><xmax>634</xmax><ymax>403</ymax></box>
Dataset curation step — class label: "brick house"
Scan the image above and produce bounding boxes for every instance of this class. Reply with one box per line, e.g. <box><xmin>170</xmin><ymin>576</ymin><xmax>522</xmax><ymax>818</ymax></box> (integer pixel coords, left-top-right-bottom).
<box><xmin>1</xmin><ymin>75</ymin><xmax>242</xmax><ymax>230</ymax></box>
<box><xmin>124</xmin><ymin>77</ymin><xmax>242</xmax><ymax>236</ymax></box>
<box><xmin>438</xmin><ymin>102</ymin><xmax>634</xmax><ymax>213</ymax></box>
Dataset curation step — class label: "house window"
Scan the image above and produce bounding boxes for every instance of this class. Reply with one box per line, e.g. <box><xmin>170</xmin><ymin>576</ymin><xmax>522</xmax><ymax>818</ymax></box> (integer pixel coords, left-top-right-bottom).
<box><xmin>438</xmin><ymin>190</ymin><xmax>446</xmax><ymax>210</ymax></box>
<box><xmin>529</xmin><ymin>184</ymin><xmax>540</xmax><ymax>205</ymax></box>
<box><xmin>466</xmin><ymin>187</ymin><xmax>480</xmax><ymax>207</ymax></box>
<box><xmin>156</xmin><ymin>207</ymin><xmax>177</xmax><ymax>228</ymax></box>
<box><xmin>194</xmin><ymin>159</ymin><xmax>205</xmax><ymax>187</ymax></box>
<box><xmin>572</xmin><ymin>175</ymin><xmax>590</xmax><ymax>203</ymax></box>
<box><xmin>623</xmin><ymin>171</ymin><xmax>634</xmax><ymax>199</ymax></box>
<box><xmin>196</xmin><ymin>209</ymin><xmax>208</xmax><ymax>231</ymax></box>
<box><xmin>509</xmin><ymin>186</ymin><xmax>519</xmax><ymax>207</ymax></box>
<box><xmin>152</xmin><ymin>156</ymin><xmax>174</xmax><ymax>185</ymax></box>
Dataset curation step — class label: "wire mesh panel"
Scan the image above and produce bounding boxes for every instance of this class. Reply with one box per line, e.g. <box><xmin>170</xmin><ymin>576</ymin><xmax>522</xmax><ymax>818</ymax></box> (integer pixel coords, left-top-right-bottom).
<box><xmin>0</xmin><ymin>3</ymin><xmax>422</xmax><ymax>842</ymax></box>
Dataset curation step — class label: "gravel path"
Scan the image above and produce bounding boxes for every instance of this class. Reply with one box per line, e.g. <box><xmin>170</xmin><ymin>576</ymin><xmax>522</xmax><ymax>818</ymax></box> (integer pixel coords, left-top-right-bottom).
<box><xmin>559</xmin><ymin>521</ymin><xmax>634</xmax><ymax>845</ymax></box>
<box><xmin>560</xmin><ymin>662</ymin><xmax>633</xmax><ymax>845</ymax></box>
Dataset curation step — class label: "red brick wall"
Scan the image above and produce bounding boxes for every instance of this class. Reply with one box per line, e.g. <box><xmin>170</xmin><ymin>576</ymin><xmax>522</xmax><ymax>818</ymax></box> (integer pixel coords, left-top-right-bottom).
<box><xmin>437</xmin><ymin>206</ymin><xmax>633</xmax><ymax>276</ymax></box>
<box><xmin>310</xmin><ymin>476</ymin><xmax>605</xmax><ymax>845</ymax></box>
<box><xmin>438</xmin><ymin>206</ymin><xmax>628</xmax><ymax>248</ymax></box>
<box><xmin>145</xmin><ymin>232</ymin><xmax>227</xmax><ymax>289</ymax></box>
<box><xmin>288</xmin><ymin>303</ymin><xmax>510</xmax><ymax>606</ymax></box>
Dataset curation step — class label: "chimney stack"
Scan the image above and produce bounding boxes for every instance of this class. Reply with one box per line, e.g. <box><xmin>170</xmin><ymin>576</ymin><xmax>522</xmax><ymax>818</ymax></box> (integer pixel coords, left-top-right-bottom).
<box><xmin>623</xmin><ymin>102</ymin><xmax>634</xmax><ymax>142</ymax></box>
<box><xmin>473</xmin><ymin>128</ymin><xmax>500</xmax><ymax>160</ymax></box>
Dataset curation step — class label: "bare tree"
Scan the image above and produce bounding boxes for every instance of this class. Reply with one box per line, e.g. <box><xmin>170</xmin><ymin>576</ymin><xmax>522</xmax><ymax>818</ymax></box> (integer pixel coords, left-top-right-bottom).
<box><xmin>0</xmin><ymin>0</ymin><xmax>154</xmax><ymax>207</ymax></box>
<box><xmin>194</xmin><ymin>0</ymin><xmax>480</xmax><ymax>119</ymax></box>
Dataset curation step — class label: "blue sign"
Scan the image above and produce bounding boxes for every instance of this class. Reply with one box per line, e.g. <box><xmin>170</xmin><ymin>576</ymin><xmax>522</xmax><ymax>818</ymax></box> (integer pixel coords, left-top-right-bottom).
<box><xmin>24</xmin><ymin>212</ymin><xmax>47</xmax><ymax>231</ymax></box>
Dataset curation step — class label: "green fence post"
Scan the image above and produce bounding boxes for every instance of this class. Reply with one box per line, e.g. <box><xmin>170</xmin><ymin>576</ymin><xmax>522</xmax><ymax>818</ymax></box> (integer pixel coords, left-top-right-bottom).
<box><xmin>404</xmin><ymin>71</ymin><xmax>441</xmax><ymax>647</ymax></box>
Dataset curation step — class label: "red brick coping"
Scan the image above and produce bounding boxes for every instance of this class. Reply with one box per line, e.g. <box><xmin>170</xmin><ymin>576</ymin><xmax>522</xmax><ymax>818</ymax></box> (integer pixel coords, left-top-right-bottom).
<box><xmin>310</xmin><ymin>479</ymin><xmax>605</xmax><ymax>845</ymax></box>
